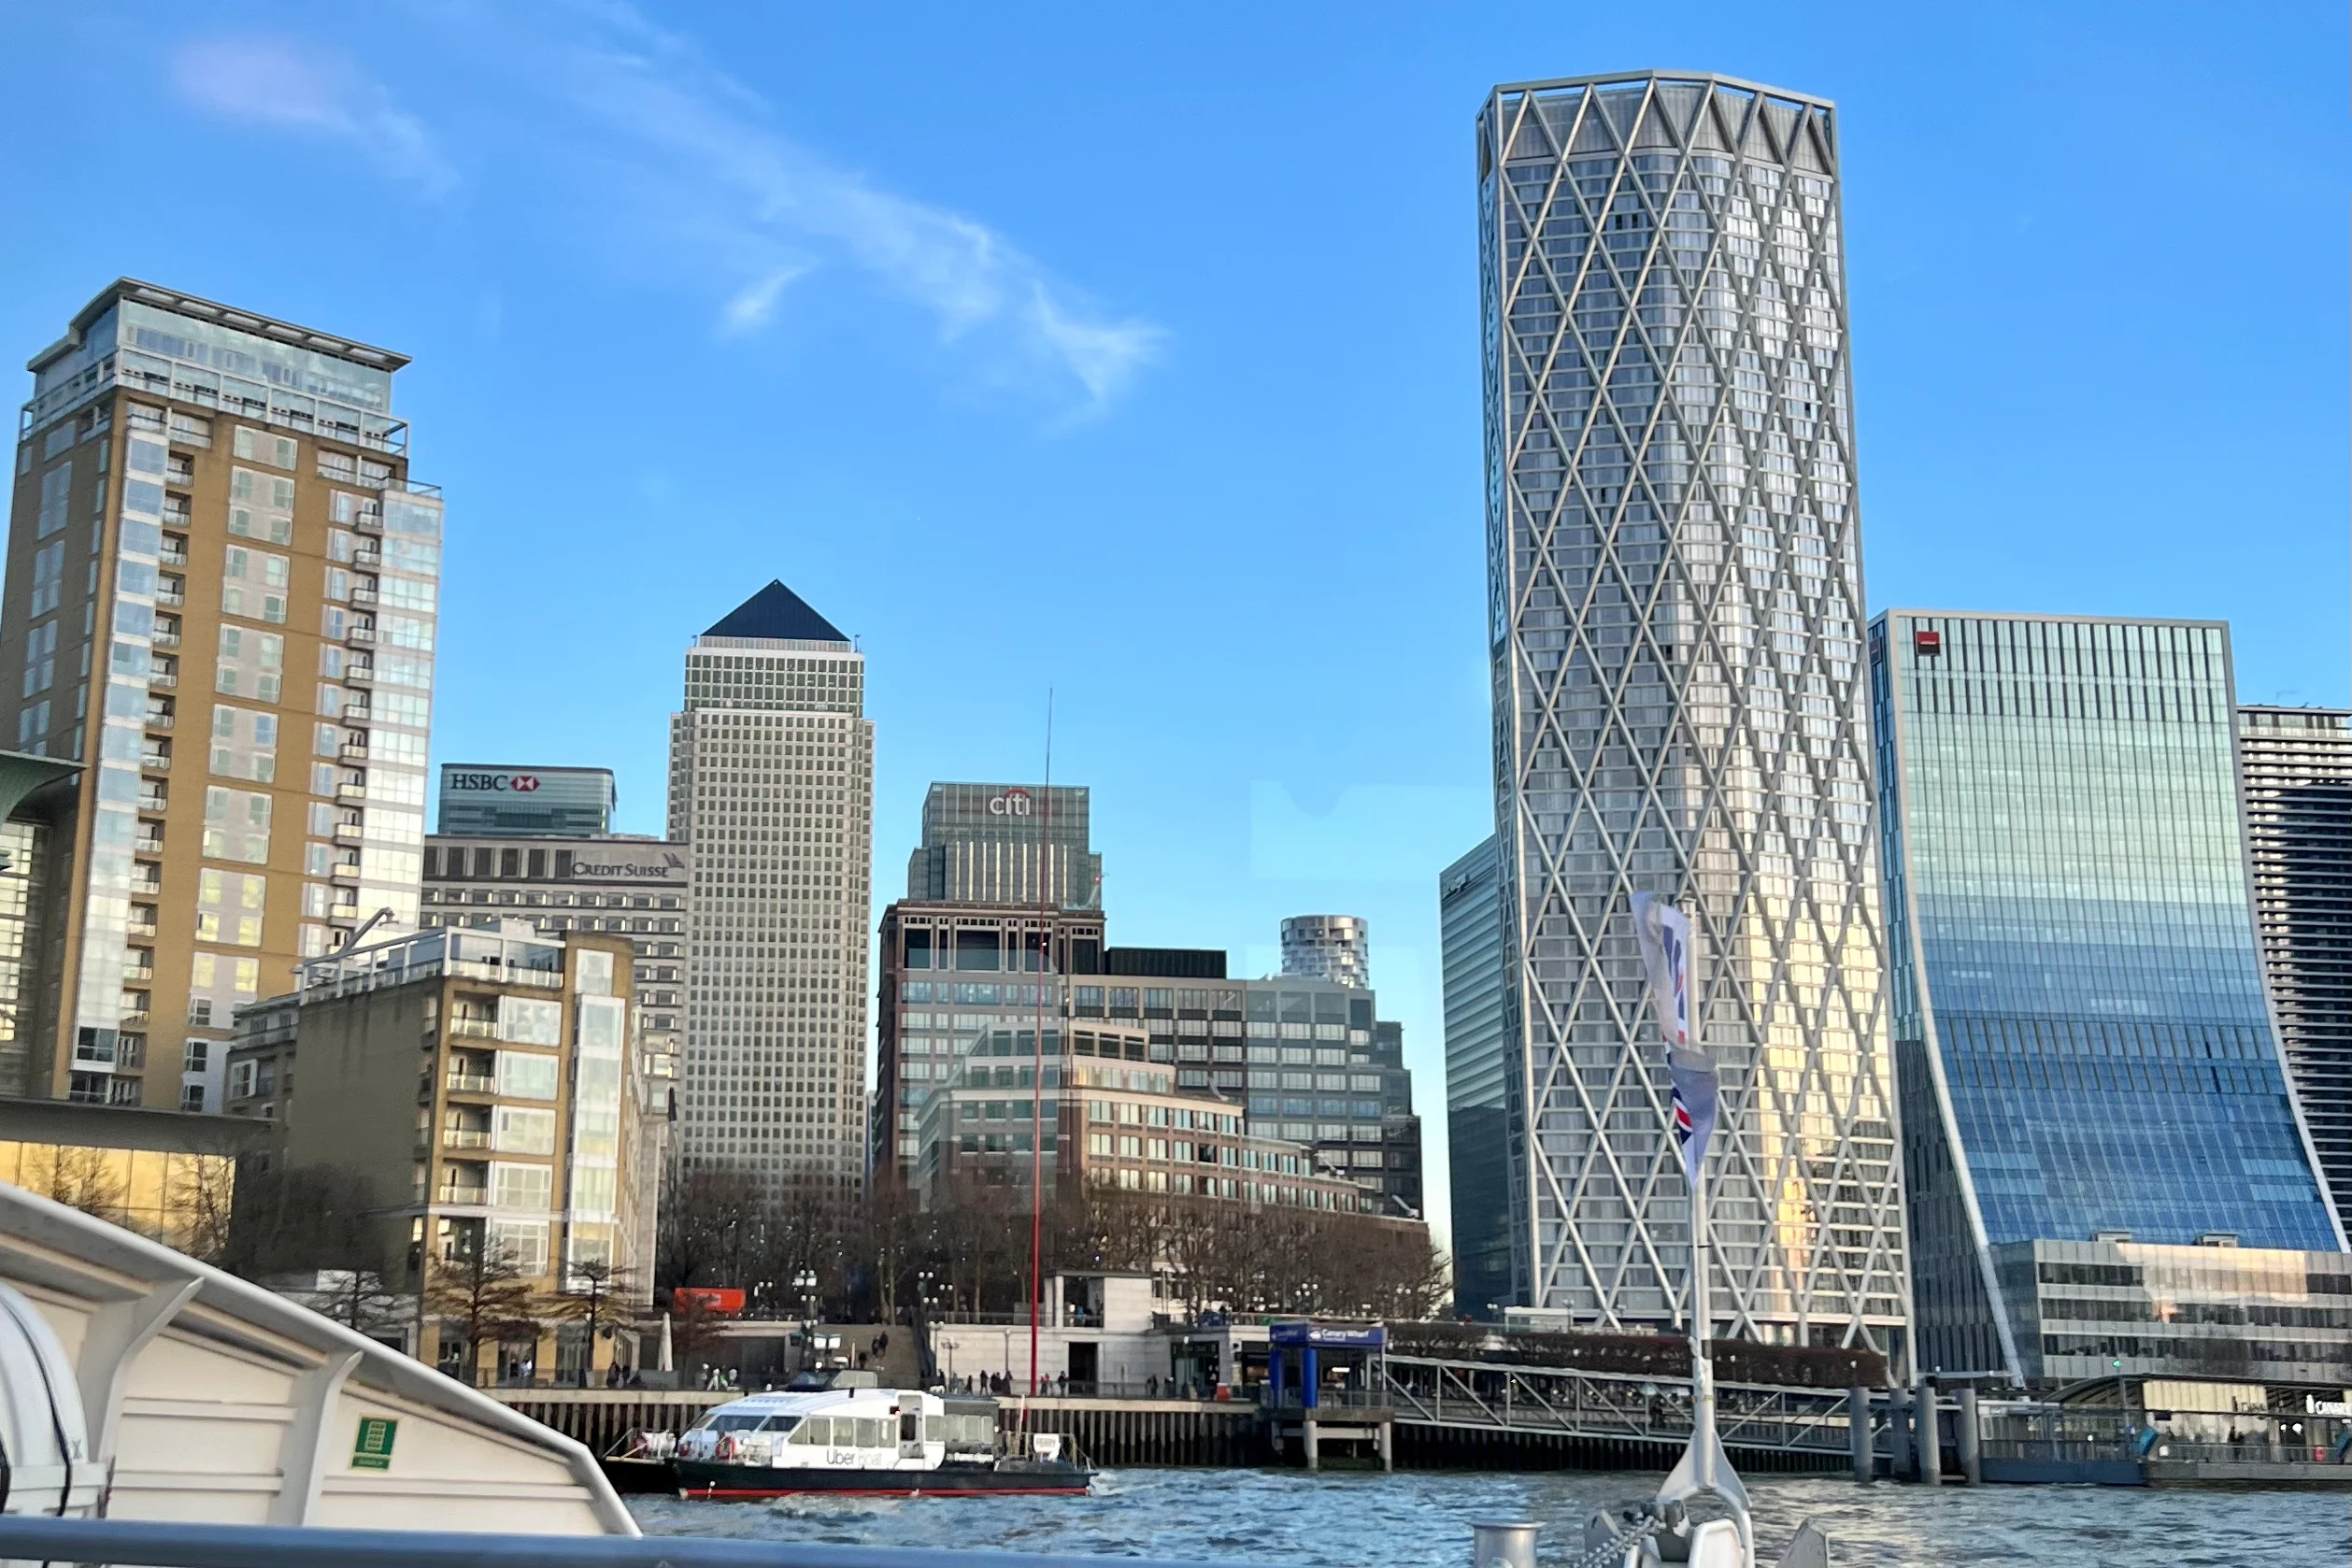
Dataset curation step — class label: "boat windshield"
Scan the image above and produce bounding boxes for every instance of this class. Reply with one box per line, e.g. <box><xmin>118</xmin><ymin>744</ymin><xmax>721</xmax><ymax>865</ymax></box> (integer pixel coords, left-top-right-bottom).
<box><xmin>757</xmin><ymin>1416</ymin><xmax>802</xmax><ymax>1433</ymax></box>
<box><xmin>691</xmin><ymin>1413</ymin><xmax>771</xmax><ymax>1434</ymax></box>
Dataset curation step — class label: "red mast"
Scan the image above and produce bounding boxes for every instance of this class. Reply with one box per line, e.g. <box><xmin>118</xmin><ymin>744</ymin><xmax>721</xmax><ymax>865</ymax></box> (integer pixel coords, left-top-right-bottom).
<box><xmin>1029</xmin><ymin>695</ymin><xmax>1053</xmax><ymax>1396</ymax></box>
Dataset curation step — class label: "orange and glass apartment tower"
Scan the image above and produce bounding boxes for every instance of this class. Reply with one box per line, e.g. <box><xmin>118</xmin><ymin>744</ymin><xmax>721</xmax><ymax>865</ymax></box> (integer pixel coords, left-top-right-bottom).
<box><xmin>2</xmin><ymin>280</ymin><xmax>438</xmax><ymax>1112</ymax></box>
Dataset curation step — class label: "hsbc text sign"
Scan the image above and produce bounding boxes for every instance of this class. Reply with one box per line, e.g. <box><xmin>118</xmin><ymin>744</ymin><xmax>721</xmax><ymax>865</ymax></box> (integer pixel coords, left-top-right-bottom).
<box><xmin>447</xmin><ymin>771</ymin><xmax>541</xmax><ymax>794</ymax></box>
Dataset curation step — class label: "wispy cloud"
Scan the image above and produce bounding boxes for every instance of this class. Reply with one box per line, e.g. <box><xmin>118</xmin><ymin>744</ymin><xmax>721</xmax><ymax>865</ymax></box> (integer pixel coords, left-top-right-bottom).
<box><xmin>524</xmin><ymin>3</ymin><xmax>1165</xmax><ymax>412</ymax></box>
<box><xmin>720</xmin><ymin>266</ymin><xmax>812</xmax><ymax>338</ymax></box>
<box><xmin>170</xmin><ymin>5</ymin><xmax>1163</xmax><ymax>417</ymax></box>
<box><xmin>171</xmin><ymin>36</ymin><xmax>454</xmax><ymax>197</ymax></box>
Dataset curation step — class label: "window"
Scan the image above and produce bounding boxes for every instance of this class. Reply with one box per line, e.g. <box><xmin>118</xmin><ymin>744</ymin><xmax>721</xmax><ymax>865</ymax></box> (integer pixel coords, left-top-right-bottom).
<box><xmin>492</xmin><ymin>1105</ymin><xmax>558</xmax><ymax>1155</ymax></box>
<box><xmin>21</xmin><ymin>622</ymin><xmax>55</xmax><ymax>697</ymax></box>
<box><xmin>495</xmin><ymin>1050</ymin><xmax>559</xmax><ymax>1100</ymax></box>
<box><xmin>233</xmin><ymin>429</ymin><xmax>299</xmax><ymax>470</ymax></box>
<box><xmin>486</xmin><ymin>1218</ymin><xmax>549</xmax><ymax>1274</ymax></box>
<box><xmin>498</xmin><ymin>996</ymin><xmax>562</xmax><ymax>1046</ymax></box>
<box><xmin>489</xmin><ymin>1162</ymin><xmax>553</xmax><ymax>1211</ymax></box>
<box><xmin>36</xmin><ymin>463</ymin><xmax>70</xmax><ymax>538</ymax></box>
<box><xmin>29</xmin><ymin>541</ymin><xmax>64</xmax><ymax>616</ymax></box>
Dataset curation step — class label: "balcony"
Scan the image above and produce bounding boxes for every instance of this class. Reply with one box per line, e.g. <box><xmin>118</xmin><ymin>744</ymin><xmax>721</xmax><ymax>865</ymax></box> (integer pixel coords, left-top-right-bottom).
<box><xmin>352</xmin><ymin>508</ymin><xmax>384</xmax><ymax>535</ymax></box>
<box><xmin>338</xmin><ymin>742</ymin><xmax>369</xmax><ymax>763</ymax></box>
<box><xmin>129</xmin><ymin>872</ymin><xmax>163</xmax><ymax>896</ymax></box>
<box><xmin>447</xmin><ymin>1018</ymin><xmax>497</xmax><ymax>1040</ymax></box>
<box><xmin>343</xmin><ymin>663</ymin><xmax>375</xmax><ymax>686</ymax></box>
<box><xmin>352</xmin><ymin>545</ymin><xmax>383</xmax><ymax>570</ymax></box>
<box><xmin>127</xmin><ymin>918</ymin><xmax>158</xmax><ymax>939</ymax></box>
<box><xmin>328</xmin><ymin>860</ymin><xmax>363</xmax><ymax>884</ymax></box>
<box><xmin>445</xmin><ymin>1071</ymin><xmax>495</xmax><ymax>1095</ymax></box>
<box><xmin>135</xmin><ymin>791</ymin><xmax>166</xmax><ymax>816</ymax></box>
<box><xmin>122</xmin><ymin>963</ymin><xmax>156</xmax><ymax>984</ymax></box>
<box><xmin>132</xmin><ymin>833</ymin><xmax>164</xmax><ymax>856</ymax></box>
<box><xmin>144</xmin><ymin>711</ymin><xmax>173</xmax><ymax>732</ymax></box>
<box><xmin>151</xmin><ymin>627</ymin><xmax>181</xmax><ymax>649</ymax></box>
<box><xmin>350</xmin><ymin>584</ymin><xmax>378</xmax><ymax>607</ymax></box>
<box><xmin>139</xmin><ymin>752</ymin><xmax>169</xmax><ymax>774</ymax></box>
<box><xmin>327</xmin><ymin>903</ymin><xmax>361</xmax><ymax>924</ymax></box>
<box><xmin>434</xmin><ymin>1186</ymin><xmax>489</xmax><ymax>1207</ymax></box>
<box><xmin>342</xmin><ymin>701</ymin><xmax>373</xmax><ymax>723</ymax></box>
<box><xmin>164</xmin><ymin>462</ymin><xmax>194</xmax><ymax>489</ymax></box>
<box><xmin>346</xmin><ymin>625</ymin><xmax>376</xmax><ymax>646</ymax></box>
<box><xmin>333</xmin><ymin>821</ymin><xmax>364</xmax><ymax>845</ymax></box>
<box><xmin>441</xmin><ymin>1128</ymin><xmax>491</xmax><ymax>1150</ymax></box>
<box><xmin>161</xmin><ymin>499</ymin><xmax>192</xmax><ymax>526</ymax></box>
<box><xmin>119</xmin><ymin>1010</ymin><xmax>150</xmax><ymax>1030</ymax></box>
<box><xmin>159</xmin><ymin>540</ymin><xmax>189</xmax><ymax>567</ymax></box>
<box><xmin>147</xmin><ymin>668</ymin><xmax>176</xmax><ymax>690</ymax></box>
<box><xmin>335</xmin><ymin>781</ymin><xmax>367</xmax><ymax>804</ymax></box>
<box><xmin>153</xmin><ymin>586</ymin><xmax>185</xmax><ymax>608</ymax></box>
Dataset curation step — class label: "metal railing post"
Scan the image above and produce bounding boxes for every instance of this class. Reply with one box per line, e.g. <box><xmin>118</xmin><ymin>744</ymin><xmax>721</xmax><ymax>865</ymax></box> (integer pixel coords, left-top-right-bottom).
<box><xmin>1471</xmin><ymin>1521</ymin><xmax>1539</xmax><ymax>1568</ymax></box>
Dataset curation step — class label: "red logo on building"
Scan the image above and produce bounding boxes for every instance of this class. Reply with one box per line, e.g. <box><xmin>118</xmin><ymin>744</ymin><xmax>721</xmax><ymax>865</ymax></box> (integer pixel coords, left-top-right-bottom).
<box><xmin>509</xmin><ymin>776</ymin><xmax>541</xmax><ymax>792</ymax></box>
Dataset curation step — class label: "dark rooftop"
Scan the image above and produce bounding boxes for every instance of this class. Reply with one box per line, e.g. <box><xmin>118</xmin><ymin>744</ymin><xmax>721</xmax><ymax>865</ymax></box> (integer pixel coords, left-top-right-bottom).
<box><xmin>704</xmin><ymin>580</ymin><xmax>849</xmax><ymax>645</ymax></box>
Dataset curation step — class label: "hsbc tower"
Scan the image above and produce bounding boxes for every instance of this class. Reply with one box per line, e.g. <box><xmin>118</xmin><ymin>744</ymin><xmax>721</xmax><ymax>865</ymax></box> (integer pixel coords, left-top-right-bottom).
<box><xmin>436</xmin><ymin>763</ymin><xmax>616</xmax><ymax>838</ymax></box>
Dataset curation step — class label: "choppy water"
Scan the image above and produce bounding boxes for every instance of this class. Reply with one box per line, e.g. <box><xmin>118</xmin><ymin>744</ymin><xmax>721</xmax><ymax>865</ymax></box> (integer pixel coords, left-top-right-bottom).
<box><xmin>631</xmin><ymin>1467</ymin><xmax>2352</xmax><ymax>1566</ymax></box>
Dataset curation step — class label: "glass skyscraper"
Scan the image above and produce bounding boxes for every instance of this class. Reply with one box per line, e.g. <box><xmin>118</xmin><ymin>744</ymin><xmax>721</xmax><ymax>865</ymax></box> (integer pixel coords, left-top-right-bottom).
<box><xmin>1477</xmin><ymin>74</ymin><xmax>1907</xmax><ymax>1352</ymax></box>
<box><xmin>2237</xmin><ymin>706</ymin><xmax>2352</xmax><ymax>1225</ymax></box>
<box><xmin>1873</xmin><ymin>612</ymin><xmax>2345</xmax><ymax>1379</ymax></box>
<box><xmin>1440</xmin><ymin>834</ymin><xmax>1514</xmax><ymax>1319</ymax></box>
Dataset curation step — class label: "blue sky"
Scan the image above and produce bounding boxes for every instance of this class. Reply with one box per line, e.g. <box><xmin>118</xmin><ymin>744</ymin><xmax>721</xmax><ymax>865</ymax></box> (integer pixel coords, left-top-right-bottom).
<box><xmin>3</xmin><ymin>2</ymin><xmax>2345</xmax><ymax>1246</ymax></box>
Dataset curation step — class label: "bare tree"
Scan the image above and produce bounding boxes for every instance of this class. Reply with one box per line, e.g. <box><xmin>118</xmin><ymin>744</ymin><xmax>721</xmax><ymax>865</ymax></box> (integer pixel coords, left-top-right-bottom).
<box><xmin>423</xmin><ymin>1247</ymin><xmax>546</xmax><ymax>1388</ymax></box>
<box><xmin>165</xmin><ymin>1153</ymin><xmax>237</xmax><ymax>1264</ymax></box>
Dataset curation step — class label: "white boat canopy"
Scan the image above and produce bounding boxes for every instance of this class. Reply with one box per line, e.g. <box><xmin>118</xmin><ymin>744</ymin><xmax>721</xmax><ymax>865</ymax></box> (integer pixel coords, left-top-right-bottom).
<box><xmin>0</xmin><ymin>1181</ymin><xmax>634</xmax><ymax>1535</ymax></box>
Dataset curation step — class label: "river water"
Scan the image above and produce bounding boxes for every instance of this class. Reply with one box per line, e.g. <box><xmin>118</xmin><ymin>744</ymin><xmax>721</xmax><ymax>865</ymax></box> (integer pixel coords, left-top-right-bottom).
<box><xmin>631</xmin><ymin>1467</ymin><xmax>2352</xmax><ymax>1565</ymax></box>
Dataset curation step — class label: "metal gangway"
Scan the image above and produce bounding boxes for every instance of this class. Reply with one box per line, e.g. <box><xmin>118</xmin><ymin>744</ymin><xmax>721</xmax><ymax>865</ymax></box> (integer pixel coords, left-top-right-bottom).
<box><xmin>1384</xmin><ymin>1353</ymin><xmax>1857</xmax><ymax>1465</ymax></box>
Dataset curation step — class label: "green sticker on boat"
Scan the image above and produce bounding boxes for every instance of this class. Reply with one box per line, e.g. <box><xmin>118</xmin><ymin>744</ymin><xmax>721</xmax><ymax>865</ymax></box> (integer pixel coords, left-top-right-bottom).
<box><xmin>352</xmin><ymin>1417</ymin><xmax>397</xmax><ymax>1470</ymax></box>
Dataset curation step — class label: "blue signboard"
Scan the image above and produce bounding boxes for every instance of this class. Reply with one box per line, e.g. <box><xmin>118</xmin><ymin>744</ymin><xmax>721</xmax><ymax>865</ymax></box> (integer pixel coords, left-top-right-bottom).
<box><xmin>1269</xmin><ymin>1321</ymin><xmax>1385</xmax><ymax>1348</ymax></box>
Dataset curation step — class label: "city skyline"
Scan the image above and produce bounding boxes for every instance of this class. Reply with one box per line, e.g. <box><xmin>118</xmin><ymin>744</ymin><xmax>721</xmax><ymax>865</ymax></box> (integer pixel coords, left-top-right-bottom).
<box><xmin>1</xmin><ymin>4</ymin><xmax>2345</xmax><ymax>1245</ymax></box>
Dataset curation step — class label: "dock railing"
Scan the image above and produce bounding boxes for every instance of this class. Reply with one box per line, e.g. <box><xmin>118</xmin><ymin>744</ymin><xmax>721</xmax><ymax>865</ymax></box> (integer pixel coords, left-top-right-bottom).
<box><xmin>0</xmin><ymin>1518</ymin><xmax>1290</xmax><ymax>1568</ymax></box>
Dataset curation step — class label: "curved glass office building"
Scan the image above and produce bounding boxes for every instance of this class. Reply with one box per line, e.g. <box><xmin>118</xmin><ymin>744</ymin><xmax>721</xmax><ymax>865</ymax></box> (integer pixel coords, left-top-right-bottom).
<box><xmin>1873</xmin><ymin>611</ymin><xmax>2347</xmax><ymax>1382</ymax></box>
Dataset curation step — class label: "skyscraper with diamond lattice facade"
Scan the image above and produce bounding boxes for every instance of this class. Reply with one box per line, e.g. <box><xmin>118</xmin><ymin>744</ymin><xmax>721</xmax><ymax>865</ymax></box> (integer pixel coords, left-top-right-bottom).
<box><xmin>1476</xmin><ymin>74</ymin><xmax>1909</xmax><ymax>1357</ymax></box>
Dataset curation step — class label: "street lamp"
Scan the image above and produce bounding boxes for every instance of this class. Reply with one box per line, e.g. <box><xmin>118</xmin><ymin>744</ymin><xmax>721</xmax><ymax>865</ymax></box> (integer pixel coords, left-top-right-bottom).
<box><xmin>794</xmin><ymin>1268</ymin><xmax>820</xmax><ymax>1373</ymax></box>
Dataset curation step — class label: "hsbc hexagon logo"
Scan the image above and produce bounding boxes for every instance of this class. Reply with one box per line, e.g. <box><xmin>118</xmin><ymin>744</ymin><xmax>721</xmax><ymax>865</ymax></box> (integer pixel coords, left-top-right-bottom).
<box><xmin>509</xmin><ymin>776</ymin><xmax>541</xmax><ymax>792</ymax></box>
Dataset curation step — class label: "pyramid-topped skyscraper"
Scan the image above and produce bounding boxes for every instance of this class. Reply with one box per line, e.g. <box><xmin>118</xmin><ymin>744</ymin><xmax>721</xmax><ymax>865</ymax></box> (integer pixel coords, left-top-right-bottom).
<box><xmin>669</xmin><ymin>579</ymin><xmax>873</xmax><ymax>1204</ymax></box>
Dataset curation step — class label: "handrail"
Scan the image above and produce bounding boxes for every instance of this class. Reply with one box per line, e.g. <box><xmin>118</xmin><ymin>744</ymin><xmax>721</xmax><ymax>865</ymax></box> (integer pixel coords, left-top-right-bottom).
<box><xmin>0</xmin><ymin>1518</ymin><xmax>1289</xmax><ymax>1568</ymax></box>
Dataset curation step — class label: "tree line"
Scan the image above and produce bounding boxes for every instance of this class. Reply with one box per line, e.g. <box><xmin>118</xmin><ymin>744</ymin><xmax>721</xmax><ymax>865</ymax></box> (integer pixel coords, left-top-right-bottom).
<box><xmin>659</xmin><ymin>1172</ymin><xmax>1450</xmax><ymax>1324</ymax></box>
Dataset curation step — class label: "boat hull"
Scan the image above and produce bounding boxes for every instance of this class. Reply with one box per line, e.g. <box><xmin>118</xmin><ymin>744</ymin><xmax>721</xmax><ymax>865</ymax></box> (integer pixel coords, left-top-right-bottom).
<box><xmin>674</xmin><ymin>1459</ymin><xmax>1091</xmax><ymax>1498</ymax></box>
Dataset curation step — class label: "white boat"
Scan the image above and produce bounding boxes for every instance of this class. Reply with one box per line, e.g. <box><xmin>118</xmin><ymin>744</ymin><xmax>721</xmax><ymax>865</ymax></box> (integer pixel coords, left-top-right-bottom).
<box><xmin>671</xmin><ymin>1380</ymin><xmax>1091</xmax><ymax>1498</ymax></box>
<box><xmin>0</xmin><ymin>1179</ymin><xmax>633</xmax><ymax>1534</ymax></box>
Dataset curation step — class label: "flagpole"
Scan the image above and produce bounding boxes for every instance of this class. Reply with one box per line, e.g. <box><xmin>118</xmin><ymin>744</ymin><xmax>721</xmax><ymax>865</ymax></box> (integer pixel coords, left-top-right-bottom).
<box><xmin>1688</xmin><ymin>1130</ymin><xmax>1717</xmax><ymax>1491</ymax></box>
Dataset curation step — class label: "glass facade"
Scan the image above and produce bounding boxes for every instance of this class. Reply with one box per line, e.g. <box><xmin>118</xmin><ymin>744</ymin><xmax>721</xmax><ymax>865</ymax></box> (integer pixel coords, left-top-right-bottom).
<box><xmin>7</xmin><ymin>281</ymin><xmax>431</xmax><ymax>1111</ymax></box>
<box><xmin>905</xmin><ymin>782</ymin><xmax>1099</xmax><ymax>909</ymax></box>
<box><xmin>1478</xmin><ymin>74</ymin><xmax>1907</xmax><ymax>1347</ymax></box>
<box><xmin>436</xmin><ymin>764</ymin><xmax>617</xmax><ymax>838</ymax></box>
<box><xmin>1440</xmin><ymin>834</ymin><xmax>1515</xmax><ymax>1318</ymax></box>
<box><xmin>1279</xmin><ymin>915</ymin><xmax>1371</xmax><ymax>990</ymax></box>
<box><xmin>1995</xmin><ymin>1238</ymin><xmax>2352</xmax><ymax>1385</ymax></box>
<box><xmin>1873</xmin><ymin>611</ymin><xmax>2345</xmax><ymax>1379</ymax></box>
<box><xmin>2237</xmin><ymin>706</ymin><xmax>2352</xmax><ymax>1226</ymax></box>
